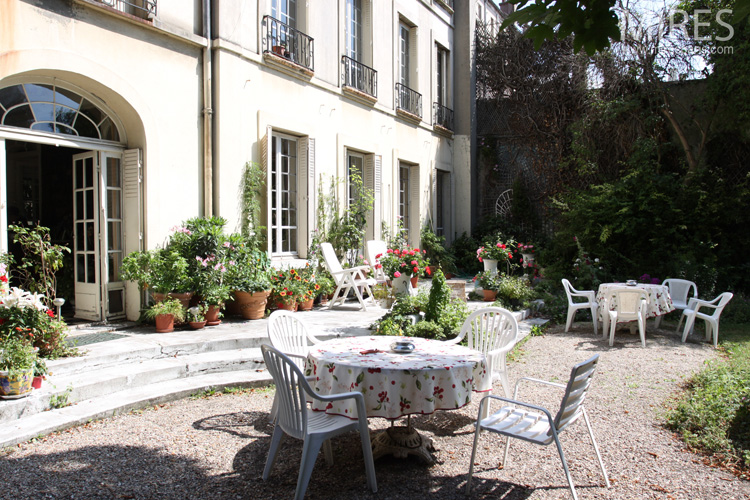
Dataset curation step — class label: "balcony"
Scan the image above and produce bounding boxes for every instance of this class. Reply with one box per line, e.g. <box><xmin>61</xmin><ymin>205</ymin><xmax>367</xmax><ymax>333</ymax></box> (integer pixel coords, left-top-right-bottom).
<box><xmin>395</xmin><ymin>83</ymin><xmax>422</xmax><ymax>122</ymax></box>
<box><xmin>262</xmin><ymin>16</ymin><xmax>314</xmax><ymax>75</ymax></box>
<box><xmin>94</xmin><ymin>0</ymin><xmax>156</xmax><ymax>20</ymax></box>
<box><xmin>433</xmin><ymin>102</ymin><xmax>454</xmax><ymax>132</ymax></box>
<box><xmin>341</xmin><ymin>56</ymin><xmax>378</xmax><ymax>104</ymax></box>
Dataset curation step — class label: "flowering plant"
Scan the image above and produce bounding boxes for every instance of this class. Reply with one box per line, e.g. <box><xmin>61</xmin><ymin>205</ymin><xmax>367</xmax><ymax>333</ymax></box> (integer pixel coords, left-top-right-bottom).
<box><xmin>194</xmin><ymin>254</ymin><xmax>231</xmax><ymax>306</ymax></box>
<box><xmin>378</xmin><ymin>247</ymin><xmax>431</xmax><ymax>279</ymax></box>
<box><xmin>270</xmin><ymin>266</ymin><xmax>319</xmax><ymax>305</ymax></box>
<box><xmin>223</xmin><ymin>234</ymin><xmax>272</xmax><ymax>293</ymax></box>
<box><xmin>473</xmin><ymin>270</ymin><xmax>500</xmax><ymax>291</ymax></box>
<box><xmin>0</xmin><ymin>285</ymin><xmax>70</xmax><ymax>358</ymax></box>
<box><xmin>476</xmin><ymin>240</ymin><xmax>515</xmax><ymax>263</ymax></box>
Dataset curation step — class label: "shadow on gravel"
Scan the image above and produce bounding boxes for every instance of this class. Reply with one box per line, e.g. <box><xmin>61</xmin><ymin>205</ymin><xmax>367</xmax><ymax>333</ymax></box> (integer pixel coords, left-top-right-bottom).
<box><xmin>555</xmin><ymin>324</ymin><xmax>714</xmax><ymax>352</ymax></box>
<box><xmin>193</xmin><ymin>410</ymin><xmax>273</xmax><ymax>439</ymax></box>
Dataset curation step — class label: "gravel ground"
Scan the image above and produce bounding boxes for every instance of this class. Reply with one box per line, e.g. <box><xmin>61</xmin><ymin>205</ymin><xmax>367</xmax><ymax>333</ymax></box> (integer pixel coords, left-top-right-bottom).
<box><xmin>1</xmin><ymin>324</ymin><xmax>748</xmax><ymax>500</ymax></box>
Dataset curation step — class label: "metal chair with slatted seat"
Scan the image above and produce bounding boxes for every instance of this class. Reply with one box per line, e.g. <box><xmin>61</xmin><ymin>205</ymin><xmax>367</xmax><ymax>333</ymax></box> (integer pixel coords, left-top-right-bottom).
<box><xmin>466</xmin><ymin>354</ymin><xmax>610</xmax><ymax>500</ymax></box>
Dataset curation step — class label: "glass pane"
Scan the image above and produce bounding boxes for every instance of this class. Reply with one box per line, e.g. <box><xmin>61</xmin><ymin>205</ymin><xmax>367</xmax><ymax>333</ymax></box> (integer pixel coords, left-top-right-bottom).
<box><xmin>24</xmin><ymin>84</ymin><xmax>54</xmax><ymax>103</ymax></box>
<box><xmin>99</xmin><ymin>116</ymin><xmax>119</xmax><ymax>141</ymax></box>
<box><xmin>86</xmin><ymin>190</ymin><xmax>94</xmax><ymax>219</ymax></box>
<box><xmin>0</xmin><ymin>85</ymin><xmax>27</xmax><ymax>109</ymax></box>
<box><xmin>76</xmin><ymin>222</ymin><xmax>85</xmax><ymax>251</ymax></box>
<box><xmin>78</xmin><ymin>99</ymin><xmax>104</xmax><ymax>126</ymax></box>
<box><xmin>55</xmin><ymin>123</ymin><xmax>77</xmax><ymax>136</ymax></box>
<box><xmin>107</xmin><ymin>190</ymin><xmax>121</xmax><ymax>219</ymax></box>
<box><xmin>108</xmin><ymin>221</ymin><xmax>122</xmax><ymax>250</ymax></box>
<box><xmin>86</xmin><ymin>222</ymin><xmax>95</xmax><ymax>251</ymax></box>
<box><xmin>3</xmin><ymin>105</ymin><xmax>35</xmax><ymax>128</ymax></box>
<box><xmin>108</xmin><ymin>289</ymin><xmax>124</xmax><ymax>314</ymax></box>
<box><xmin>77</xmin><ymin>254</ymin><xmax>85</xmax><ymax>282</ymax></box>
<box><xmin>289</xmin><ymin>209</ymin><xmax>296</xmax><ymax>226</ymax></box>
<box><xmin>85</xmin><ymin>158</ymin><xmax>93</xmax><ymax>188</ymax></box>
<box><xmin>109</xmin><ymin>253</ymin><xmax>122</xmax><ymax>282</ymax></box>
<box><xmin>289</xmin><ymin>228</ymin><xmax>297</xmax><ymax>251</ymax></box>
<box><xmin>87</xmin><ymin>254</ymin><xmax>96</xmax><ymax>283</ymax></box>
<box><xmin>55</xmin><ymin>87</ymin><xmax>82</xmax><ymax>109</ymax></box>
<box><xmin>107</xmin><ymin>158</ymin><xmax>121</xmax><ymax>187</ymax></box>
<box><xmin>74</xmin><ymin>114</ymin><xmax>98</xmax><ymax>139</ymax></box>
<box><xmin>75</xmin><ymin>161</ymin><xmax>83</xmax><ymax>189</ymax></box>
<box><xmin>75</xmin><ymin>191</ymin><xmax>84</xmax><ymax>219</ymax></box>
<box><xmin>31</xmin><ymin>102</ymin><xmax>54</xmax><ymax>122</ymax></box>
<box><xmin>30</xmin><ymin>122</ymin><xmax>54</xmax><ymax>133</ymax></box>
<box><xmin>55</xmin><ymin>105</ymin><xmax>77</xmax><ymax>125</ymax></box>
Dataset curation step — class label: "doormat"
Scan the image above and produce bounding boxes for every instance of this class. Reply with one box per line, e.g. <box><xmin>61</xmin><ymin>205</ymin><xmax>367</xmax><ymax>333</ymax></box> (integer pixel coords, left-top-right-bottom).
<box><xmin>66</xmin><ymin>331</ymin><xmax>129</xmax><ymax>347</ymax></box>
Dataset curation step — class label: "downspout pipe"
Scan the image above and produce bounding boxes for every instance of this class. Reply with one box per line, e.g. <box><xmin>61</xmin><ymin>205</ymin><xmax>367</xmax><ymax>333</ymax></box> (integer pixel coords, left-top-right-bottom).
<box><xmin>202</xmin><ymin>0</ymin><xmax>214</xmax><ymax>216</ymax></box>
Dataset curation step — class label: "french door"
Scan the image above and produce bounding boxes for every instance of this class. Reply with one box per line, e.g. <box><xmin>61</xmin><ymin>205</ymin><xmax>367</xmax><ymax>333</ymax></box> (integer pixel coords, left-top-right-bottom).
<box><xmin>72</xmin><ymin>151</ymin><xmax>124</xmax><ymax>321</ymax></box>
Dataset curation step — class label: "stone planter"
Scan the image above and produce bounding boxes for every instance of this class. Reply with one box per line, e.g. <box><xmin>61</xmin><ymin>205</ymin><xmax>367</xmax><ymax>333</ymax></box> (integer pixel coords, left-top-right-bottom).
<box><xmin>483</xmin><ymin>259</ymin><xmax>499</xmax><ymax>275</ymax></box>
<box><xmin>392</xmin><ymin>276</ymin><xmax>411</xmax><ymax>296</ymax></box>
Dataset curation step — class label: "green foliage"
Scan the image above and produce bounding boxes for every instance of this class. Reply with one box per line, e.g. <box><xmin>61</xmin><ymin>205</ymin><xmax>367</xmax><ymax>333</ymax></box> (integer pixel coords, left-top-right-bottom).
<box><xmin>8</xmin><ymin>225</ymin><xmax>70</xmax><ymax>305</ymax></box>
<box><xmin>665</xmin><ymin>338</ymin><xmax>750</xmax><ymax>472</ymax></box>
<box><xmin>405</xmin><ymin>320</ymin><xmax>445</xmax><ymax>340</ymax></box>
<box><xmin>374</xmin><ymin>317</ymin><xmax>405</xmax><ymax>336</ymax></box>
<box><xmin>239</xmin><ymin>161</ymin><xmax>266</xmax><ymax>250</ymax></box>
<box><xmin>49</xmin><ymin>384</ymin><xmax>73</xmax><ymax>409</ymax></box>
<box><xmin>474</xmin><ymin>270</ymin><xmax>501</xmax><ymax>292</ymax></box>
<box><xmin>420</xmin><ymin>224</ymin><xmax>456</xmax><ymax>273</ymax></box>
<box><xmin>224</xmin><ymin>234</ymin><xmax>272</xmax><ymax>293</ymax></box>
<box><xmin>495</xmin><ymin>274</ymin><xmax>536</xmax><ymax>309</ymax></box>
<box><xmin>450</xmin><ymin>232</ymin><xmax>482</xmax><ymax>275</ymax></box>
<box><xmin>0</xmin><ymin>336</ymin><xmax>36</xmax><ymax>372</ymax></box>
<box><xmin>425</xmin><ymin>270</ymin><xmax>451</xmax><ymax>323</ymax></box>
<box><xmin>328</xmin><ymin>172</ymin><xmax>375</xmax><ymax>266</ymax></box>
<box><xmin>0</xmin><ymin>296</ymin><xmax>72</xmax><ymax>359</ymax></box>
<box><xmin>144</xmin><ymin>297</ymin><xmax>186</xmax><ymax>323</ymax></box>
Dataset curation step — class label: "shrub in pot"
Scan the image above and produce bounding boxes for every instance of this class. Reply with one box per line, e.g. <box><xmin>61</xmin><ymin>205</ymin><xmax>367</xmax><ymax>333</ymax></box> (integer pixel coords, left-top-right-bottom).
<box><xmin>224</xmin><ymin>235</ymin><xmax>272</xmax><ymax>319</ymax></box>
<box><xmin>144</xmin><ymin>297</ymin><xmax>186</xmax><ymax>333</ymax></box>
<box><xmin>0</xmin><ymin>336</ymin><xmax>37</xmax><ymax>397</ymax></box>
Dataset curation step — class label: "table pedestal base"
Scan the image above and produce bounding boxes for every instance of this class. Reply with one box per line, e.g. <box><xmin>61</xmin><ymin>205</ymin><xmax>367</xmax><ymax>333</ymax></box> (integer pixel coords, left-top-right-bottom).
<box><xmin>371</xmin><ymin>425</ymin><xmax>435</xmax><ymax>464</ymax></box>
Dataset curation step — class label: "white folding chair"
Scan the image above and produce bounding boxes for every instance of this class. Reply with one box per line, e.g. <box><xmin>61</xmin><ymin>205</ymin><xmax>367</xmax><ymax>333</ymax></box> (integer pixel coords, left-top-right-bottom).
<box><xmin>320</xmin><ymin>242</ymin><xmax>376</xmax><ymax>311</ymax></box>
<box><xmin>444</xmin><ymin>307</ymin><xmax>518</xmax><ymax>417</ymax></box>
<box><xmin>677</xmin><ymin>292</ymin><xmax>733</xmax><ymax>347</ymax></box>
<box><xmin>267</xmin><ymin>310</ymin><xmax>322</xmax><ymax>421</ymax></box>
<box><xmin>466</xmin><ymin>354</ymin><xmax>610</xmax><ymax>500</ymax></box>
<box><xmin>605</xmin><ymin>287</ymin><xmax>649</xmax><ymax>347</ymax></box>
<box><xmin>655</xmin><ymin>278</ymin><xmax>698</xmax><ymax>328</ymax></box>
<box><xmin>261</xmin><ymin>345</ymin><xmax>377</xmax><ymax>500</ymax></box>
<box><xmin>365</xmin><ymin>239</ymin><xmax>388</xmax><ymax>282</ymax></box>
<box><xmin>561</xmin><ymin>279</ymin><xmax>598</xmax><ymax>334</ymax></box>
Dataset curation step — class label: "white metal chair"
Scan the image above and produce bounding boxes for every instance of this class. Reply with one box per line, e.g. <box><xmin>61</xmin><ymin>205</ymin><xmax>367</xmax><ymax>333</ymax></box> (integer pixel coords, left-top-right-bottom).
<box><xmin>267</xmin><ymin>310</ymin><xmax>322</xmax><ymax>421</ymax></box>
<box><xmin>444</xmin><ymin>307</ymin><xmax>518</xmax><ymax>417</ymax></box>
<box><xmin>604</xmin><ymin>287</ymin><xmax>649</xmax><ymax>347</ymax></box>
<box><xmin>561</xmin><ymin>279</ymin><xmax>598</xmax><ymax>334</ymax></box>
<box><xmin>320</xmin><ymin>242</ymin><xmax>376</xmax><ymax>311</ymax></box>
<box><xmin>261</xmin><ymin>345</ymin><xmax>377</xmax><ymax>500</ymax></box>
<box><xmin>466</xmin><ymin>354</ymin><xmax>610</xmax><ymax>500</ymax></box>
<box><xmin>677</xmin><ymin>292</ymin><xmax>733</xmax><ymax>347</ymax></box>
<box><xmin>365</xmin><ymin>239</ymin><xmax>388</xmax><ymax>282</ymax></box>
<box><xmin>655</xmin><ymin>278</ymin><xmax>698</xmax><ymax>328</ymax></box>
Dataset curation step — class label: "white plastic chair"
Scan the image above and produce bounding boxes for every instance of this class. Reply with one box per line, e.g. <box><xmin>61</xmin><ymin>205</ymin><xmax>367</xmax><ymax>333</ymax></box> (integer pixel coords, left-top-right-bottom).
<box><xmin>677</xmin><ymin>292</ymin><xmax>733</xmax><ymax>347</ymax></box>
<box><xmin>655</xmin><ymin>278</ymin><xmax>698</xmax><ymax>328</ymax></box>
<box><xmin>267</xmin><ymin>310</ymin><xmax>322</xmax><ymax>421</ymax></box>
<box><xmin>604</xmin><ymin>287</ymin><xmax>649</xmax><ymax>347</ymax></box>
<box><xmin>561</xmin><ymin>279</ymin><xmax>598</xmax><ymax>334</ymax></box>
<box><xmin>444</xmin><ymin>307</ymin><xmax>518</xmax><ymax>416</ymax></box>
<box><xmin>466</xmin><ymin>354</ymin><xmax>610</xmax><ymax>500</ymax></box>
<box><xmin>261</xmin><ymin>345</ymin><xmax>377</xmax><ymax>500</ymax></box>
<box><xmin>365</xmin><ymin>239</ymin><xmax>388</xmax><ymax>282</ymax></box>
<box><xmin>320</xmin><ymin>242</ymin><xmax>376</xmax><ymax>311</ymax></box>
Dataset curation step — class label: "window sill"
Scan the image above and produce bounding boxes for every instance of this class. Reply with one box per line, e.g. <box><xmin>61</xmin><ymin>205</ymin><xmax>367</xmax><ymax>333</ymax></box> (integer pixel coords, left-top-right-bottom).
<box><xmin>342</xmin><ymin>86</ymin><xmax>378</xmax><ymax>107</ymax></box>
<box><xmin>433</xmin><ymin>124</ymin><xmax>453</xmax><ymax>137</ymax></box>
<box><xmin>396</xmin><ymin>108</ymin><xmax>423</xmax><ymax>126</ymax></box>
<box><xmin>435</xmin><ymin>0</ymin><xmax>454</xmax><ymax>15</ymax></box>
<box><xmin>263</xmin><ymin>52</ymin><xmax>314</xmax><ymax>81</ymax></box>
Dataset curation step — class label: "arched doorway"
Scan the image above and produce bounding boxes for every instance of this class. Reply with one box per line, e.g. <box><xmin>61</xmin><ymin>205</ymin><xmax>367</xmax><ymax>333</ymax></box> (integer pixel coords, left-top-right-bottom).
<box><xmin>0</xmin><ymin>80</ymin><xmax>140</xmax><ymax>322</ymax></box>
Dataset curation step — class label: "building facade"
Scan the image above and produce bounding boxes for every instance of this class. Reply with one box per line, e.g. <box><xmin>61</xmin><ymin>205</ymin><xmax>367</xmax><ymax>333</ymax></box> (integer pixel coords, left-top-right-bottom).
<box><xmin>0</xmin><ymin>0</ymin><xmax>496</xmax><ymax>322</ymax></box>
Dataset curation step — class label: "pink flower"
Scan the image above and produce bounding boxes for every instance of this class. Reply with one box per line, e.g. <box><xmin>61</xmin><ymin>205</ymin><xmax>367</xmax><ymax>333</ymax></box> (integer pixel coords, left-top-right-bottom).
<box><xmin>394</xmin><ymin>271</ymin><xmax>401</xmax><ymax>278</ymax></box>
<box><xmin>413</xmin><ymin>267</ymin><xmax>419</xmax><ymax>273</ymax></box>
<box><xmin>411</xmin><ymin>260</ymin><xmax>418</xmax><ymax>266</ymax></box>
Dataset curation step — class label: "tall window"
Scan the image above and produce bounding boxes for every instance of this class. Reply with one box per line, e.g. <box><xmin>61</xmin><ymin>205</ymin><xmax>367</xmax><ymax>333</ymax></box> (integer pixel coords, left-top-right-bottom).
<box><xmin>347</xmin><ymin>151</ymin><xmax>365</xmax><ymax>208</ymax></box>
<box><xmin>436</xmin><ymin>46</ymin><xmax>449</xmax><ymax>107</ymax></box>
<box><xmin>270</xmin><ymin>134</ymin><xmax>298</xmax><ymax>255</ymax></box>
<box><xmin>346</xmin><ymin>0</ymin><xmax>363</xmax><ymax>61</ymax></box>
<box><xmin>272</xmin><ymin>0</ymin><xmax>296</xmax><ymax>27</ymax></box>
<box><xmin>399</xmin><ymin>23</ymin><xmax>410</xmax><ymax>87</ymax></box>
<box><xmin>399</xmin><ymin>164</ymin><xmax>410</xmax><ymax>238</ymax></box>
<box><xmin>435</xmin><ymin>170</ymin><xmax>450</xmax><ymax>238</ymax></box>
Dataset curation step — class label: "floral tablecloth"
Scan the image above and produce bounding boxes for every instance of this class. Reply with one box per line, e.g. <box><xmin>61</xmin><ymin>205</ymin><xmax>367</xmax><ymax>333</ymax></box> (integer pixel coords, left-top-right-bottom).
<box><xmin>305</xmin><ymin>336</ymin><xmax>490</xmax><ymax>420</ymax></box>
<box><xmin>596</xmin><ymin>283</ymin><xmax>674</xmax><ymax>323</ymax></box>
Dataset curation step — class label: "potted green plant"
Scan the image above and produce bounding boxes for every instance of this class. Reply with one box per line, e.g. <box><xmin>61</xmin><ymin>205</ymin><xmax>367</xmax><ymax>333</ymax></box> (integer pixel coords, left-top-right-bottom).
<box><xmin>315</xmin><ymin>272</ymin><xmax>335</xmax><ymax>304</ymax></box>
<box><xmin>121</xmin><ymin>249</ymin><xmax>192</xmax><ymax>308</ymax></box>
<box><xmin>372</xmin><ymin>282</ymin><xmax>395</xmax><ymax>309</ymax></box>
<box><xmin>144</xmin><ymin>297</ymin><xmax>186</xmax><ymax>333</ymax></box>
<box><xmin>224</xmin><ymin>235</ymin><xmax>272</xmax><ymax>320</ymax></box>
<box><xmin>0</xmin><ymin>336</ymin><xmax>37</xmax><ymax>397</ymax></box>
<box><xmin>420</xmin><ymin>224</ymin><xmax>457</xmax><ymax>278</ymax></box>
<box><xmin>474</xmin><ymin>270</ymin><xmax>500</xmax><ymax>302</ymax></box>
<box><xmin>186</xmin><ymin>303</ymin><xmax>208</xmax><ymax>330</ymax></box>
<box><xmin>32</xmin><ymin>357</ymin><xmax>48</xmax><ymax>389</ymax></box>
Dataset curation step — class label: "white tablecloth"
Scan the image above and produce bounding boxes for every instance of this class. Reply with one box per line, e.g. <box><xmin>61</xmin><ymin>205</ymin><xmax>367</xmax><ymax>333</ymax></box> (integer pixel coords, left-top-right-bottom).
<box><xmin>596</xmin><ymin>283</ymin><xmax>674</xmax><ymax>322</ymax></box>
<box><xmin>305</xmin><ymin>336</ymin><xmax>490</xmax><ymax>420</ymax></box>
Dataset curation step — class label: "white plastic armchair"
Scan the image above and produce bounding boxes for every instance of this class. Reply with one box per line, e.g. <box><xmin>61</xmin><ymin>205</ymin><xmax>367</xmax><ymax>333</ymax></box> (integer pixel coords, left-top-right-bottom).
<box><xmin>561</xmin><ymin>279</ymin><xmax>598</xmax><ymax>334</ymax></box>
<box><xmin>320</xmin><ymin>242</ymin><xmax>376</xmax><ymax>311</ymax></box>
<box><xmin>605</xmin><ymin>287</ymin><xmax>649</xmax><ymax>347</ymax></box>
<box><xmin>466</xmin><ymin>354</ymin><xmax>609</xmax><ymax>500</ymax></box>
<box><xmin>444</xmin><ymin>307</ymin><xmax>519</xmax><ymax>413</ymax></box>
<box><xmin>266</xmin><ymin>310</ymin><xmax>322</xmax><ymax>421</ymax></box>
<box><xmin>365</xmin><ymin>239</ymin><xmax>388</xmax><ymax>282</ymax></box>
<box><xmin>655</xmin><ymin>279</ymin><xmax>698</xmax><ymax>329</ymax></box>
<box><xmin>677</xmin><ymin>292</ymin><xmax>733</xmax><ymax>347</ymax></box>
<box><xmin>261</xmin><ymin>345</ymin><xmax>377</xmax><ymax>500</ymax></box>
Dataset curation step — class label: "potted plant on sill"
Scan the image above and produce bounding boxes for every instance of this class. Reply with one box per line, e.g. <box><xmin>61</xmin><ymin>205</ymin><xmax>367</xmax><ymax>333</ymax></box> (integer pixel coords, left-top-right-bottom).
<box><xmin>0</xmin><ymin>336</ymin><xmax>37</xmax><ymax>398</ymax></box>
<box><xmin>224</xmin><ymin>236</ymin><xmax>273</xmax><ymax>320</ymax></box>
<box><xmin>474</xmin><ymin>270</ymin><xmax>501</xmax><ymax>302</ymax></box>
<box><xmin>32</xmin><ymin>357</ymin><xmax>48</xmax><ymax>389</ymax></box>
<box><xmin>144</xmin><ymin>297</ymin><xmax>186</xmax><ymax>333</ymax></box>
<box><xmin>186</xmin><ymin>303</ymin><xmax>208</xmax><ymax>330</ymax></box>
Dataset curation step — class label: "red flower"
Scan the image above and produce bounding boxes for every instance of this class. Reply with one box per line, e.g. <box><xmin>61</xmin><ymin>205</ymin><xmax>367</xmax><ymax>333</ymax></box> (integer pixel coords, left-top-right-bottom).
<box><xmin>46</xmin><ymin>309</ymin><xmax>55</xmax><ymax>318</ymax></box>
<box><xmin>0</xmin><ymin>275</ymin><xmax>7</xmax><ymax>283</ymax></box>
<box><xmin>411</xmin><ymin>260</ymin><xmax>418</xmax><ymax>266</ymax></box>
<box><xmin>387</xmin><ymin>249</ymin><xmax>393</xmax><ymax>254</ymax></box>
<box><xmin>413</xmin><ymin>267</ymin><xmax>419</xmax><ymax>273</ymax></box>
<box><xmin>426</xmin><ymin>267</ymin><xmax>432</xmax><ymax>275</ymax></box>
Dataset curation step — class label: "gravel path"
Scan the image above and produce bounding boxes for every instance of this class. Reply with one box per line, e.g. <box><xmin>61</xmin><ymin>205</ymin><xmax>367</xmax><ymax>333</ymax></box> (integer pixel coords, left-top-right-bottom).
<box><xmin>2</xmin><ymin>324</ymin><xmax>748</xmax><ymax>500</ymax></box>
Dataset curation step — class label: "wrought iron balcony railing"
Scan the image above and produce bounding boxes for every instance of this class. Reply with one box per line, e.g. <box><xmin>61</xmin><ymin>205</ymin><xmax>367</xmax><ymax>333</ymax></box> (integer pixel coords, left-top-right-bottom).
<box><xmin>262</xmin><ymin>15</ymin><xmax>315</xmax><ymax>72</ymax></box>
<box><xmin>395</xmin><ymin>83</ymin><xmax>422</xmax><ymax>118</ymax></box>
<box><xmin>433</xmin><ymin>102</ymin><xmax>454</xmax><ymax>131</ymax></box>
<box><xmin>96</xmin><ymin>0</ymin><xmax>156</xmax><ymax>19</ymax></box>
<box><xmin>341</xmin><ymin>56</ymin><xmax>377</xmax><ymax>98</ymax></box>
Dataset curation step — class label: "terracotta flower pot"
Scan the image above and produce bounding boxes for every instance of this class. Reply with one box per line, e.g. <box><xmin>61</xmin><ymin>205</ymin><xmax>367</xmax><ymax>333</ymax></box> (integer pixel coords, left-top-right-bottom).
<box><xmin>277</xmin><ymin>301</ymin><xmax>298</xmax><ymax>311</ymax></box>
<box><xmin>155</xmin><ymin>313</ymin><xmax>175</xmax><ymax>333</ymax></box>
<box><xmin>483</xmin><ymin>289</ymin><xmax>498</xmax><ymax>302</ymax></box>
<box><xmin>299</xmin><ymin>297</ymin><xmax>314</xmax><ymax>311</ymax></box>
<box><xmin>410</xmin><ymin>276</ymin><xmax>419</xmax><ymax>288</ymax></box>
<box><xmin>32</xmin><ymin>376</ymin><xmax>44</xmax><ymax>390</ymax></box>
<box><xmin>205</xmin><ymin>305</ymin><xmax>222</xmax><ymax>326</ymax></box>
<box><xmin>234</xmin><ymin>290</ymin><xmax>270</xmax><ymax>320</ymax></box>
<box><xmin>189</xmin><ymin>321</ymin><xmax>207</xmax><ymax>330</ymax></box>
<box><xmin>153</xmin><ymin>292</ymin><xmax>193</xmax><ymax>310</ymax></box>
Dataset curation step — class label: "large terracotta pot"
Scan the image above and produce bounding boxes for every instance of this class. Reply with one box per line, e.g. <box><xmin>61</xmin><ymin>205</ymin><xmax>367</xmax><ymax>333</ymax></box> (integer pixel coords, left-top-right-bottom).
<box><xmin>0</xmin><ymin>368</ymin><xmax>34</xmax><ymax>397</ymax></box>
<box><xmin>483</xmin><ymin>289</ymin><xmax>498</xmax><ymax>302</ymax></box>
<box><xmin>299</xmin><ymin>297</ymin><xmax>314</xmax><ymax>311</ymax></box>
<box><xmin>153</xmin><ymin>292</ymin><xmax>193</xmax><ymax>310</ymax></box>
<box><xmin>234</xmin><ymin>290</ymin><xmax>270</xmax><ymax>320</ymax></box>
<box><xmin>410</xmin><ymin>275</ymin><xmax>419</xmax><ymax>288</ymax></box>
<box><xmin>276</xmin><ymin>301</ymin><xmax>298</xmax><ymax>311</ymax></box>
<box><xmin>205</xmin><ymin>305</ymin><xmax>222</xmax><ymax>326</ymax></box>
<box><xmin>155</xmin><ymin>313</ymin><xmax>175</xmax><ymax>333</ymax></box>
